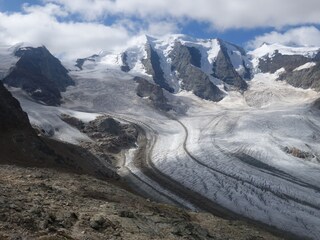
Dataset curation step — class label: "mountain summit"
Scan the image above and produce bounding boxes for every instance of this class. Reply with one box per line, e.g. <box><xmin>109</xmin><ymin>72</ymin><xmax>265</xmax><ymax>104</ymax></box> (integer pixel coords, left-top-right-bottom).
<box><xmin>75</xmin><ymin>35</ymin><xmax>251</xmax><ymax>102</ymax></box>
<box><xmin>3</xmin><ymin>46</ymin><xmax>74</xmax><ymax>106</ymax></box>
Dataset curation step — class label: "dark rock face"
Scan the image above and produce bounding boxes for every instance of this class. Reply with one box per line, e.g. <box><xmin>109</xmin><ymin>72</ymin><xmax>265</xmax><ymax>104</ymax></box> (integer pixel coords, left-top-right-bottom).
<box><xmin>278</xmin><ymin>62</ymin><xmax>320</xmax><ymax>90</ymax></box>
<box><xmin>258</xmin><ymin>51</ymin><xmax>310</xmax><ymax>73</ymax></box>
<box><xmin>76</xmin><ymin>54</ymin><xmax>99</xmax><ymax>70</ymax></box>
<box><xmin>142</xmin><ymin>44</ymin><xmax>175</xmax><ymax>93</ymax></box>
<box><xmin>169</xmin><ymin>42</ymin><xmax>224</xmax><ymax>102</ymax></box>
<box><xmin>120</xmin><ymin>52</ymin><xmax>130</xmax><ymax>72</ymax></box>
<box><xmin>314</xmin><ymin>51</ymin><xmax>320</xmax><ymax>61</ymax></box>
<box><xmin>212</xmin><ymin>41</ymin><xmax>248</xmax><ymax>91</ymax></box>
<box><xmin>117</xmin><ymin>38</ymin><xmax>250</xmax><ymax>101</ymax></box>
<box><xmin>0</xmin><ymin>81</ymin><xmax>33</xmax><ymax>133</ymax></box>
<box><xmin>313</xmin><ymin>98</ymin><xmax>320</xmax><ymax>110</ymax></box>
<box><xmin>84</xmin><ymin>116</ymin><xmax>138</xmax><ymax>154</ymax></box>
<box><xmin>75</xmin><ymin>59</ymin><xmax>86</xmax><ymax>70</ymax></box>
<box><xmin>241</xmin><ymin>59</ymin><xmax>252</xmax><ymax>80</ymax></box>
<box><xmin>0</xmin><ymin>81</ymin><xmax>116</xmax><ymax>179</ymax></box>
<box><xmin>61</xmin><ymin>114</ymin><xmax>138</xmax><ymax>154</ymax></box>
<box><xmin>218</xmin><ymin>40</ymin><xmax>251</xmax><ymax>80</ymax></box>
<box><xmin>3</xmin><ymin>46</ymin><xmax>74</xmax><ymax>106</ymax></box>
<box><xmin>90</xmin><ymin>117</ymin><xmax>122</xmax><ymax>135</ymax></box>
<box><xmin>257</xmin><ymin>49</ymin><xmax>320</xmax><ymax>91</ymax></box>
<box><xmin>283</xmin><ymin>146</ymin><xmax>317</xmax><ymax>161</ymax></box>
<box><xmin>186</xmin><ymin>46</ymin><xmax>202</xmax><ymax>68</ymax></box>
<box><xmin>134</xmin><ymin>76</ymin><xmax>172</xmax><ymax>111</ymax></box>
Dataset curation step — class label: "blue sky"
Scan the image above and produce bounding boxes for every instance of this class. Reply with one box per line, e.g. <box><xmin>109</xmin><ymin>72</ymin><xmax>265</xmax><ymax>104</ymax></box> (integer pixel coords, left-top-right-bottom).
<box><xmin>0</xmin><ymin>0</ymin><xmax>290</xmax><ymax>45</ymax></box>
<box><xmin>1</xmin><ymin>0</ymin><xmax>320</xmax><ymax>58</ymax></box>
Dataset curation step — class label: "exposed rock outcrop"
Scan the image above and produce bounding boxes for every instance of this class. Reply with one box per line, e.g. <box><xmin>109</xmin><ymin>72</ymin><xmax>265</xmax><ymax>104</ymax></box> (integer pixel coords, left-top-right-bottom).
<box><xmin>142</xmin><ymin>43</ymin><xmax>175</xmax><ymax>93</ymax></box>
<box><xmin>0</xmin><ymin>81</ymin><xmax>116</xmax><ymax>179</ymax></box>
<box><xmin>0</xmin><ymin>79</ymin><xmax>33</xmax><ymax>133</ymax></box>
<box><xmin>61</xmin><ymin>114</ymin><xmax>138</xmax><ymax>166</ymax></box>
<box><xmin>278</xmin><ymin>62</ymin><xmax>320</xmax><ymax>90</ymax></box>
<box><xmin>283</xmin><ymin>146</ymin><xmax>319</xmax><ymax>163</ymax></box>
<box><xmin>134</xmin><ymin>76</ymin><xmax>172</xmax><ymax>111</ymax></box>
<box><xmin>257</xmin><ymin>50</ymin><xmax>320</xmax><ymax>91</ymax></box>
<box><xmin>120</xmin><ymin>52</ymin><xmax>131</xmax><ymax>72</ymax></box>
<box><xmin>3</xmin><ymin>46</ymin><xmax>74</xmax><ymax>106</ymax></box>
<box><xmin>76</xmin><ymin>54</ymin><xmax>99</xmax><ymax>70</ymax></box>
<box><xmin>169</xmin><ymin>42</ymin><xmax>224</xmax><ymax>101</ymax></box>
<box><xmin>212</xmin><ymin>40</ymin><xmax>248</xmax><ymax>91</ymax></box>
<box><xmin>313</xmin><ymin>98</ymin><xmax>320</xmax><ymax>110</ymax></box>
<box><xmin>258</xmin><ymin>51</ymin><xmax>310</xmax><ymax>73</ymax></box>
<box><xmin>0</xmin><ymin>164</ymin><xmax>285</xmax><ymax>240</ymax></box>
<box><xmin>83</xmin><ymin>116</ymin><xmax>138</xmax><ymax>153</ymax></box>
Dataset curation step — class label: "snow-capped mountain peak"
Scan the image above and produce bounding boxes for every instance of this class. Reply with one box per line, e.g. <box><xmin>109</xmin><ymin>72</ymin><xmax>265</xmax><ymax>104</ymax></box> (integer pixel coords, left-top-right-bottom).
<box><xmin>249</xmin><ymin>42</ymin><xmax>320</xmax><ymax>59</ymax></box>
<box><xmin>74</xmin><ymin>34</ymin><xmax>250</xmax><ymax>101</ymax></box>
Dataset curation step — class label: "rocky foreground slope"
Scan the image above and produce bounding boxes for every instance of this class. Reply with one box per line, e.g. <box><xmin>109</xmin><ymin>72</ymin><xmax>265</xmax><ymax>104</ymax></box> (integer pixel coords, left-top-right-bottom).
<box><xmin>0</xmin><ymin>165</ymin><xmax>284</xmax><ymax>240</ymax></box>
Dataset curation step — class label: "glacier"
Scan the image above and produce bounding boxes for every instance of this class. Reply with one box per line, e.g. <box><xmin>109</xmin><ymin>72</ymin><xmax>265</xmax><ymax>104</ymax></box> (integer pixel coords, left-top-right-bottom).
<box><xmin>1</xmin><ymin>37</ymin><xmax>320</xmax><ymax>239</ymax></box>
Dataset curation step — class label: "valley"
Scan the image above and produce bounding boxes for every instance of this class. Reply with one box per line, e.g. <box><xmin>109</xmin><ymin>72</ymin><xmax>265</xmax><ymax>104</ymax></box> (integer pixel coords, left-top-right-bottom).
<box><xmin>1</xmin><ymin>35</ymin><xmax>320</xmax><ymax>239</ymax></box>
<box><xmin>62</xmin><ymin>69</ymin><xmax>320</xmax><ymax>239</ymax></box>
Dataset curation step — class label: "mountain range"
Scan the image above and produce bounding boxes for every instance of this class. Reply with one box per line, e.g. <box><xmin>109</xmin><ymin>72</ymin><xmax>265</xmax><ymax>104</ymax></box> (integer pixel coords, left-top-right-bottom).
<box><xmin>1</xmin><ymin>34</ymin><xmax>320</xmax><ymax>240</ymax></box>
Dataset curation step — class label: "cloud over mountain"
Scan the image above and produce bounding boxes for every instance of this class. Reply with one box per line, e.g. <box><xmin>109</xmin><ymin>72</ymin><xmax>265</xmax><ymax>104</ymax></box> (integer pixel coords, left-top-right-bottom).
<box><xmin>248</xmin><ymin>26</ymin><xmax>320</xmax><ymax>49</ymax></box>
<box><xmin>0</xmin><ymin>1</ymin><xmax>320</xmax><ymax>59</ymax></box>
<box><xmin>46</xmin><ymin>0</ymin><xmax>320</xmax><ymax>29</ymax></box>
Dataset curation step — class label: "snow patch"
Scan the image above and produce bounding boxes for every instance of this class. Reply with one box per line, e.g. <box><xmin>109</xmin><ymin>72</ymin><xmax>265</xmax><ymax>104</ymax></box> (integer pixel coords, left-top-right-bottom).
<box><xmin>294</xmin><ymin>62</ymin><xmax>317</xmax><ymax>71</ymax></box>
<box><xmin>222</xmin><ymin>41</ymin><xmax>252</xmax><ymax>76</ymax></box>
<box><xmin>249</xmin><ymin>43</ymin><xmax>319</xmax><ymax>59</ymax></box>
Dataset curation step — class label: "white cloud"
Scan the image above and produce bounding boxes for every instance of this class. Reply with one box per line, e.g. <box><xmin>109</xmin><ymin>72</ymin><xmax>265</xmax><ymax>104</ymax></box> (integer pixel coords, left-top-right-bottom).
<box><xmin>145</xmin><ymin>21</ymin><xmax>179</xmax><ymax>37</ymax></box>
<box><xmin>247</xmin><ymin>26</ymin><xmax>320</xmax><ymax>49</ymax></box>
<box><xmin>23</xmin><ymin>3</ymin><xmax>68</xmax><ymax>17</ymax></box>
<box><xmin>1</xmin><ymin>1</ymin><xmax>320</xmax><ymax>60</ymax></box>
<box><xmin>0</xmin><ymin>4</ymin><xmax>131</xmax><ymax>59</ymax></box>
<box><xmin>112</xmin><ymin>18</ymin><xmax>179</xmax><ymax>37</ymax></box>
<box><xmin>0</xmin><ymin>2</ymin><xmax>184</xmax><ymax>59</ymax></box>
<box><xmin>45</xmin><ymin>0</ymin><xmax>320</xmax><ymax>30</ymax></box>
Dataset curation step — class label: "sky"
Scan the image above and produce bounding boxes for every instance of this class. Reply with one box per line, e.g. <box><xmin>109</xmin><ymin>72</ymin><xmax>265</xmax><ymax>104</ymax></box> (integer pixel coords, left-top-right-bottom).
<box><xmin>1</xmin><ymin>0</ymin><xmax>320</xmax><ymax>59</ymax></box>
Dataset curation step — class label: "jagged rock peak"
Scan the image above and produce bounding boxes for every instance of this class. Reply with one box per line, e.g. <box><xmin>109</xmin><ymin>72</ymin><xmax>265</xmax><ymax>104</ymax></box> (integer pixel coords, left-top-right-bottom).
<box><xmin>3</xmin><ymin>45</ymin><xmax>74</xmax><ymax>106</ymax></box>
<box><xmin>72</xmin><ymin>34</ymin><xmax>252</xmax><ymax>101</ymax></box>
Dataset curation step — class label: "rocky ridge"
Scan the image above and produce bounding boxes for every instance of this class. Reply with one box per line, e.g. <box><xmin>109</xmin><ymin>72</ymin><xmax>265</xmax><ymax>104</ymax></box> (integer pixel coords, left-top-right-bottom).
<box><xmin>61</xmin><ymin>114</ymin><xmax>138</xmax><ymax>166</ymax></box>
<box><xmin>3</xmin><ymin>46</ymin><xmax>74</xmax><ymax>106</ymax></box>
<box><xmin>74</xmin><ymin>35</ymin><xmax>251</xmax><ymax>103</ymax></box>
<box><xmin>213</xmin><ymin>40</ymin><xmax>248</xmax><ymax>91</ymax></box>
<box><xmin>0</xmin><ymin>80</ymin><xmax>116</xmax><ymax>179</ymax></box>
<box><xmin>134</xmin><ymin>76</ymin><xmax>173</xmax><ymax>111</ymax></box>
<box><xmin>252</xmin><ymin>43</ymin><xmax>320</xmax><ymax>91</ymax></box>
<box><xmin>169</xmin><ymin>41</ymin><xmax>225</xmax><ymax>101</ymax></box>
